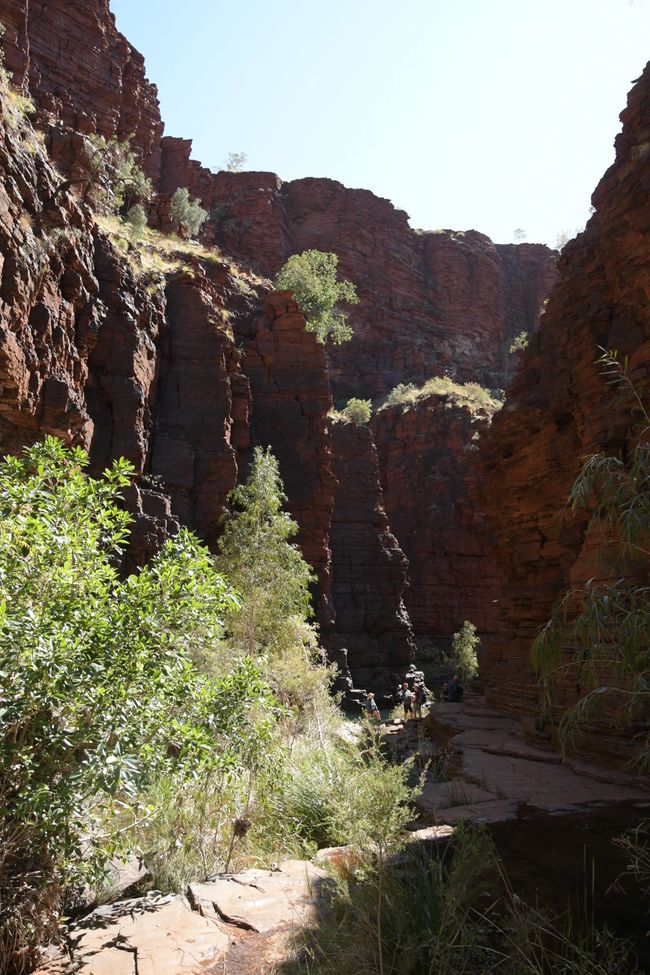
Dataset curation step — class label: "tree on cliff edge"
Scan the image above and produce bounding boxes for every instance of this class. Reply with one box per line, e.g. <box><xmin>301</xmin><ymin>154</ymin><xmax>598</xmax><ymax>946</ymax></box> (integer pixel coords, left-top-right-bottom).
<box><xmin>275</xmin><ymin>250</ymin><xmax>359</xmax><ymax>344</ymax></box>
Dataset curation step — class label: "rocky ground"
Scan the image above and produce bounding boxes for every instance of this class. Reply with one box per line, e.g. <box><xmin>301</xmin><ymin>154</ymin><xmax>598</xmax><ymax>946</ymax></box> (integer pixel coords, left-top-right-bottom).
<box><xmin>35</xmin><ymin>698</ymin><xmax>649</xmax><ymax>975</ymax></box>
<box><xmin>34</xmin><ymin>860</ymin><xmax>333</xmax><ymax>975</ymax></box>
<box><xmin>386</xmin><ymin>695</ymin><xmax>650</xmax><ymax>826</ymax></box>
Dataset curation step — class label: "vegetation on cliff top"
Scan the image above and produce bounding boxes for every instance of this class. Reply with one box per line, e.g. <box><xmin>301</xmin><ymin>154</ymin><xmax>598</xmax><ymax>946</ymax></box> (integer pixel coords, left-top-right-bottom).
<box><xmin>379</xmin><ymin>375</ymin><xmax>502</xmax><ymax>417</ymax></box>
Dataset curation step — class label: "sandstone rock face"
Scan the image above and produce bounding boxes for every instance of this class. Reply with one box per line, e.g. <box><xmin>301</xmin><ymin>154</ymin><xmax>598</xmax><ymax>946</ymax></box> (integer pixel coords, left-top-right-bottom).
<box><xmin>479</xmin><ymin>61</ymin><xmax>650</xmax><ymax>765</ymax></box>
<box><xmin>157</xmin><ymin>142</ymin><xmax>557</xmax><ymax>400</ymax></box>
<box><xmin>0</xmin><ymin>98</ymin><xmax>98</xmax><ymax>454</ymax></box>
<box><xmin>0</xmin><ymin>0</ymin><xmax>560</xmax><ymax>700</ymax></box>
<box><xmin>329</xmin><ymin>418</ymin><xmax>414</xmax><ymax>691</ymax></box>
<box><xmin>372</xmin><ymin>394</ymin><xmax>502</xmax><ymax>654</ymax></box>
<box><xmin>234</xmin><ymin>292</ymin><xmax>337</xmax><ymax>633</ymax></box>
<box><xmin>35</xmin><ymin>860</ymin><xmax>332</xmax><ymax>975</ymax></box>
<box><xmin>0</xmin><ymin>0</ymin><xmax>163</xmax><ymax>177</ymax></box>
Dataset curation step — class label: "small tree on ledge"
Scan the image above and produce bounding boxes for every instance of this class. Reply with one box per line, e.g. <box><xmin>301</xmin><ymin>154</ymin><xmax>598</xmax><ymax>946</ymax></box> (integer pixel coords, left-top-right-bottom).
<box><xmin>451</xmin><ymin>620</ymin><xmax>480</xmax><ymax>684</ymax></box>
<box><xmin>169</xmin><ymin>187</ymin><xmax>208</xmax><ymax>238</ymax></box>
<box><xmin>341</xmin><ymin>398</ymin><xmax>372</xmax><ymax>424</ymax></box>
<box><xmin>275</xmin><ymin>250</ymin><xmax>359</xmax><ymax>344</ymax></box>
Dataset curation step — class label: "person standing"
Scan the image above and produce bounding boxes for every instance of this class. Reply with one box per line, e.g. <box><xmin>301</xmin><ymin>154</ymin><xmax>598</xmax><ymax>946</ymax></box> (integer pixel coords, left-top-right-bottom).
<box><xmin>364</xmin><ymin>691</ymin><xmax>381</xmax><ymax>723</ymax></box>
<box><xmin>402</xmin><ymin>682</ymin><xmax>413</xmax><ymax>720</ymax></box>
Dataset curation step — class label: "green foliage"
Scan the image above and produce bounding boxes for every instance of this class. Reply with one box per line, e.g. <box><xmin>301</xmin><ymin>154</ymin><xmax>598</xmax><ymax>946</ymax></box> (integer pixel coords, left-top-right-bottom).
<box><xmin>341</xmin><ymin>398</ymin><xmax>372</xmax><ymax>424</ymax></box>
<box><xmin>451</xmin><ymin>620</ymin><xmax>480</xmax><ymax>683</ymax></box>
<box><xmin>380</xmin><ymin>375</ymin><xmax>501</xmax><ymax>417</ymax></box>
<box><xmin>509</xmin><ymin>330</ymin><xmax>529</xmax><ymax>354</ymax></box>
<box><xmin>136</xmin><ymin>659</ymin><xmax>281</xmax><ymax>890</ymax></box>
<box><xmin>273</xmin><ymin>735</ymin><xmax>418</xmax><ymax>856</ymax></box>
<box><xmin>217</xmin><ymin>446</ymin><xmax>315</xmax><ymax>657</ymax></box>
<box><xmin>532</xmin><ymin>350</ymin><xmax>650</xmax><ymax>763</ymax></box>
<box><xmin>82</xmin><ymin>134</ymin><xmax>153</xmax><ymax>215</ymax></box>
<box><xmin>294</xmin><ymin>824</ymin><xmax>496</xmax><ymax>975</ymax></box>
<box><xmin>0</xmin><ymin>438</ymin><xmax>284</xmax><ymax>969</ymax></box>
<box><xmin>275</xmin><ymin>249</ymin><xmax>359</xmax><ymax>344</ymax></box>
<box><xmin>292</xmin><ymin>822</ymin><xmax>641</xmax><ymax>975</ymax></box>
<box><xmin>169</xmin><ymin>186</ymin><xmax>208</xmax><ymax>238</ymax></box>
<box><xmin>125</xmin><ymin>203</ymin><xmax>148</xmax><ymax>239</ymax></box>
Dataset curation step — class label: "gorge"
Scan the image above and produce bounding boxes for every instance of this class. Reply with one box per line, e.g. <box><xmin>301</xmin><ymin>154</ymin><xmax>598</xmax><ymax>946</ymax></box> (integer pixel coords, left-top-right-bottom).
<box><xmin>0</xmin><ymin>1</ymin><xmax>649</xmax><ymax>972</ymax></box>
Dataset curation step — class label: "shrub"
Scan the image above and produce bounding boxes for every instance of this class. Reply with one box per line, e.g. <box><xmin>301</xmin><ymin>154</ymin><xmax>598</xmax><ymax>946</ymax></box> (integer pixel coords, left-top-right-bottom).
<box><xmin>275</xmin><ymin>250</ymin><xmax>359</xmax><ymax>344</ymax></box>
<box><xmin>341</xmin><ymin>397</ymin><xmax>372</xmax><ymax>424</ymax></box>
<box><xmin>125</xmin><ymin>203</ymin><xmax>147</xmax><ymax>239</ymax></box>
<box><xmin>451</xmin><ymin>620</ymin><xmax>480</xmax><ymax>683</ymax></box>
<box><xmin>81</xmin><ymin>134</ymin><xmax>153</xmax><ymax>215</ymax></box>
<box><xmin>169</xmin><ymin>186</ymin><xmax>208</xmax><ymax>238</ymax></box>
<box><xmin>380</xmin><ymin>375</ymin><xmax>501</xmax><ymax>417</ymax></box>
<box><xmin>509</xmin><ymin>330</ymin><xmax>529</xmax><ymax>354</ymax></box>
<box><xmin>0</xmin><ymin>437</ymin><xmax>262</xmax><ymax>970</ymax></box>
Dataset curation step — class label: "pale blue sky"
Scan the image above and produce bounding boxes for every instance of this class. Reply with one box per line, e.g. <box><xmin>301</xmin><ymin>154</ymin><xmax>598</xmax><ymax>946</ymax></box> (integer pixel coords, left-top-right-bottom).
<box><xmin>110</xmin><ymin>0</ymin><xmax>650</xmax><ymax>247</ymax></box>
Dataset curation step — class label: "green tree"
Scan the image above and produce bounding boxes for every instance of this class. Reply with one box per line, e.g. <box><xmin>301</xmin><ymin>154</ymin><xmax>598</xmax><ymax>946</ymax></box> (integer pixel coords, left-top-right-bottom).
<box><xmin>81</xmin><ymin>134</ymin><xmax>153</xmax><ymax>214</ymax></box>
<box><xmin>508</xmin><ymin>330</ymin><xmax>529</xmax><ymax>354</ymax></box>
<box><xmin>169</xmin><ymin>186</ymin><xmax>208</xmax><ymax>238</ymax></box>
<box><xmin>217</xmin><ymin>447</ymin><xmax>315</xmax><ymax>657</ymax></box>
<box><xmin>126</xmin><ymin>202</ymin><xmax>147</xmax><ymax>239</ymax></box>
<box><xmin>341</xmin><ymin>397</ymin><xmax>372</xmax><ymax>424</ymax></box>
<box><xmin>532</xmin><ymin>351</ymin><xmax>650</xmax><ymax>763</ymax></box>
<box><xmin>451</xmin><ymin>620</ymin><xmax>480</xmax><ymax>683</ymax></box>
<box><xmin>0</xmin><ymin>438</ymin><xmax>270</xmax><ymax>969</ymax></box>
<box><xmin>274</xmin><ymin>249</ymin><xmax>359</xmax><ymax>344</ymax></box>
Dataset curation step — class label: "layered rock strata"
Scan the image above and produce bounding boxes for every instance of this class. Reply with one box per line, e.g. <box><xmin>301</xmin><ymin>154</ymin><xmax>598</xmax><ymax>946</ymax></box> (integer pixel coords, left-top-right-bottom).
<box><xmin>372</xmin><ymin>393</ymin><xmax>502</xmax><ymax>654</ymax></box>
<box><xmin>232</xmin><ymin>292</ymin><xmax>337</xmax><ymax>635</ymax></box>
<box><xmin>0</xmin><ymin>0</ymin><xmax>163</xmax><ymax>176</ymax></box>
<box><xmin>0</xmin><ymin>0</ymin><xmax>561</xmax><ymax>696</ymax></box>
<box><xmin>329</xmin><ymin>418</ymin><xmax>414</xmax><ymax>691</ymax></box>
<box><xmin>479</xmin><ymin>60</ymin><xmax>650</xmax><ymax>764</ymax></box>
<box><xmin>157</xmin><ymin>139</ymin><xmax>557</xmax><ymax>399</ymax></box>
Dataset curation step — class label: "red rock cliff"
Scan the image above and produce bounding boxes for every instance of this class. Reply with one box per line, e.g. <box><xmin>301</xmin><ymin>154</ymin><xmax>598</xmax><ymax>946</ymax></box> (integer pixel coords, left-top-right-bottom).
<box><xmin>329</xmin><ymin>418</ymin><xmax>414</xmax><ymax>692</ymax></box>
<box><xmin>0</xmin><ymin>0</ymin><xmax>561</xmax><ymax>701</ymax></box>
<box><xmin>479</xmin><ymin>60</ymin><xmax>650</xmax><ymax>765</ymax></box>
<box><xmin>372</xmin><ymin>390</ymin><xmax>503</xmax><ymax>656</ymax></box>
<box><xmin>158</xmin><ymin>140</ymin><xmax>557</xmax><ymax>400</ymax></box>
<box><xmin>0</xmin><ymin>0</ymin><xmax>163</xmax><ymax>177</ymax></box>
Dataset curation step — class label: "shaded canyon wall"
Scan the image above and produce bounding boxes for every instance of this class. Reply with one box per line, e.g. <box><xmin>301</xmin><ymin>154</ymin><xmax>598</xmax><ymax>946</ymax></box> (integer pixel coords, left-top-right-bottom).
<box><xmin>479</xmin><ymin>59</ymin><xmax>650</xmax><ymax>765</ymax></box>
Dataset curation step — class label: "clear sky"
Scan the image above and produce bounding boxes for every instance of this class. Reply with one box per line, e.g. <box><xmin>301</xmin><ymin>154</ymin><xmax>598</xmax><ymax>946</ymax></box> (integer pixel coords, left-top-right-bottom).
<box><xmin>110</xmin><ymin>0</ymin><xmax>650</xmax><ymax>247</ymax></box>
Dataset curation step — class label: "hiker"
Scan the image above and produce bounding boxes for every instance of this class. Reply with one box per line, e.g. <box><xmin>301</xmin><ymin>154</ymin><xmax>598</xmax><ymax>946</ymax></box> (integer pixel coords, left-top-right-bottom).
<box><xmin>447</xmin><ymin>675</ymin><xmax>463</xmax><ymax>703</ymax></box>
<box><xmin>364</xmin><ymin>691</ymin><xmax>381</xmax><ymax>723</ymax></box>
<box><xmin>402</xmin><ymin>682</ymin><xmax>413</xmax><ymax>720</ymax></box>
<box><xmin>413</xmin><ymin>683</ymin><xmax>428</xmax><ymax>718</ymax></box>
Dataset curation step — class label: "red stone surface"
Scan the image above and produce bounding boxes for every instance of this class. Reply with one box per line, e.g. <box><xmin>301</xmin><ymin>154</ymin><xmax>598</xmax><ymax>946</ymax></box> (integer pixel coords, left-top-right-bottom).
<box><xmin>236</xmin><ymin>292</ymin><xmax>336</xmax><ymax>633</ymax></box>
<box><xmin>479</xmin><ymin>60</ymin><xmax>650</xmax><ymax>765</ymax></box>
<box><xmin>0</xmin><ymin>0</ymin><xmax>163</xmax><ymax>177</ymax></box>
<box><xmin>329</xmin><ymin>418</ymin><xmax>414</xmax><ymax>691</ymax></box>
<box><xmin>156</xmin><ymin>142</ymin><xmax>557</xmax><ymax>401</ymax></box>
<box><xmin>0</xmin><ymin>0</ymin><xmax>562</xmax><ymax>706</ymax></box>
<box><xmin>372</xmin><ymin>395</ymin><xmax>502</xmax><ymax>654</ymax></box>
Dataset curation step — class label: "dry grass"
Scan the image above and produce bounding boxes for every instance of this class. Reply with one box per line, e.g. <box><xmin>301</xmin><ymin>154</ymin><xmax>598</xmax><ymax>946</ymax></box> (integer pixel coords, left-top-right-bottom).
<box><xmin>379</xmin><ymin>375</ymin><xmax>502</xmax><ymax>418</ymax></box>
<box><xmin>96</xmin><ymin>215</ymin><xmax>266</xmax><ymax>294</ymax></box>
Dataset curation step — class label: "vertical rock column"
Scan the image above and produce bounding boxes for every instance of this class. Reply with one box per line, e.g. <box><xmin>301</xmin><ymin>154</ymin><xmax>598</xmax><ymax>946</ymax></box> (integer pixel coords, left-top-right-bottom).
<box><xmin>235</xmin><ymin>291</ymin><xmax>337</xmax><ymax>640</ymax></box>
<box><xmin>329</xmin><ymin>417</ymin><xmax>414</xmax><ymax>693</ymax></box>
<box><xmin>372</xmin><ymin>395</ymin><xmax>502</xmax><ymax>655</ymax></box>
